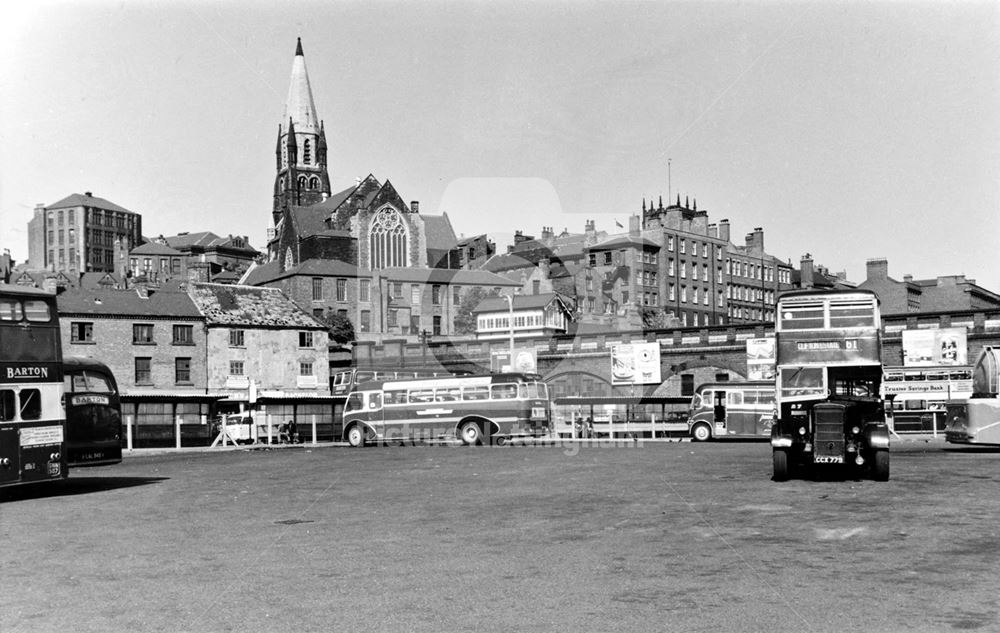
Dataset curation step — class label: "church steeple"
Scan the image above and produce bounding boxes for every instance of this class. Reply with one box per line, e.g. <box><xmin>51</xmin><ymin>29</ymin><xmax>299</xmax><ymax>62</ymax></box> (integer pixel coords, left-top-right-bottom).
<box><xmin>272</xmin><ymin>38</ymin><xmax>331</xmax><ymax>228</ymax></box>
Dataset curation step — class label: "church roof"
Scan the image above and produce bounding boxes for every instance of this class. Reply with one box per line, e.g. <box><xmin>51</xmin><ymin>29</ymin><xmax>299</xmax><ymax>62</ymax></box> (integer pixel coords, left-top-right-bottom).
<box><xmin>422</xmin><ymin>213</ymin><xmax>458</xmax><ymax>253</ymax></box>
<box><xmin>47</xmin><ymin>192</ymin><xmax>134</xmax><ymax>214</ymax></box>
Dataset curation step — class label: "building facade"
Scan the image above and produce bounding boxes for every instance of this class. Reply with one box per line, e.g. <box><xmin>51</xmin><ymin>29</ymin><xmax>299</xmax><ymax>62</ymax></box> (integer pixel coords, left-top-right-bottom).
<box><xmin>27</xmin><ymin>192</ymin><xmax>142</xmax><ymax>274</ymax></box>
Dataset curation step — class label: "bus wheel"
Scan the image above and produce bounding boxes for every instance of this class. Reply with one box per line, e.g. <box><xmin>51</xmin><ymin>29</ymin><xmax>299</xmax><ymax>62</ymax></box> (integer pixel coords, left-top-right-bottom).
<box><xmin>459</xmin><ymin>421</ymin><xmax>482</xmax><ymax>446</ymax></box>
<box><xmin>691</xmin><ymin>424</ymin><xmax>711</xmax><ymax>442</ymax></box>
<box><xmin>773</xmin><ymin>449</ymin><xmax>790</xmax><ymax>481</ymax></box>
<box><xmin>494</xmin><ymin>436</ymin><xmax>508</xmax><ymax>446</ymax></box>
<box><xmin>346</xmin><ymin>425</ymin><xmax>366</xmax><ymax>448</ymax></box>
<box><xmin>872</xmin><ymin>450</ymin><xmax>890</xmax><ymax>481</ymax></box>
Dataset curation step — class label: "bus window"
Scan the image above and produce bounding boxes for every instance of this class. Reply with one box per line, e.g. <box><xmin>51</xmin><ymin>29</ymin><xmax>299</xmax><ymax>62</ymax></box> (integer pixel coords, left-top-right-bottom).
<box><xmin>757</xmin><ymin>390</ymin><xmax>775</xmax><ymax>406</ymax></box>
<box><xmin>780</xmin><ymin>302</ymin><xmax>825</xmax><ymax>330</ymax></box>
<box><xmin>345</xmin><ymin>392</ymin><xmax>364</xmax><ymax>412</ymax></box>
<box><xmin>0</xmin><ymin>390</ymin><xmax>14</xmax><ymax>420</ymax></box>
<box><xmin>519</xmin><ymin>382</ymin><xmax>548</xmax><ymax>399</ymax></box>
<box><xmin>384</xmin><ymin>389</ymin><xmax>407</xmax><ymax>405</ymax></box>
<box><xmin>409</xmin><ymin>389</ymin><xmax>434</xmax><ymax>403</ymax></box>
<box><xmin>492</xmin><ymin>384</ymin><xmax>517</xmax><ymax>400</ymax></box>
<box><xmin>828</xmin><ymin>302</ymin><xmax>876</xmax><ymax>328</ymax></box>
<box><xmin>19</xmin><ymin>389</ymin><xmax>41</xmax><ymax>420</ymax></box>
<box><xmin>367</xmin><ymin>393</ymin><xmax>382</xmax><ymax>410</ymax></box>
<box><xmin>744</xmin><ymin>391</ymin><xmax>759</xmax><ymax>406</ymax></box>
<box><xmin>23</xmin><ymin>300</ymin><xmax>52</xmax><ymax>322</ymax></box>
<box><xmin>0</xmin><ymin>299</ymin><xmax>21</xmax><ymax>321</ymax></box>
<box><xmin>356</xmin><ymin>371</ymin><xmax>377</xmax><ymax>383</ymax></box>
<box><xmin>436</xmin><ymin>387</ymin><xmax>461</xmax><ymax>402</ymax></box>
<box><xmin>727</xmin><ymin>392</ymin><xmax>743</xmax><ymax>407</ymax></box>
<box><xmin>462</xmin><ymin>386</ymin><xmax>490</xmax><ymax>401</ymax></box>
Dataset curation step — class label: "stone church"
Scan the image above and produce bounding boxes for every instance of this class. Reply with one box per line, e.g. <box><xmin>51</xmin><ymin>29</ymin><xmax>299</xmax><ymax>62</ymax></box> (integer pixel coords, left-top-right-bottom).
<box><xmin>248</xmin><ymin>39</ymin><xmax>513</xmax><ymax>342</ymax></box>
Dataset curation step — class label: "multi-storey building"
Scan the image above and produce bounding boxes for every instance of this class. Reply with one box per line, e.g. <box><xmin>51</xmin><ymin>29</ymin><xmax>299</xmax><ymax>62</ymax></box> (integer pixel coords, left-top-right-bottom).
<box><xmin>723</xmin><ymin>226</ymin><xmax>794</xmax><ymax>323</ymax></box>
<box><xmin>27</xmin><ymin>191</ymin><xmax>142</xmax><ymax>274</ymax></box>
<box><xmin>858</xmin><ymin>258</ymin><xmax>1000</xmax><ymax>314</ymax></box>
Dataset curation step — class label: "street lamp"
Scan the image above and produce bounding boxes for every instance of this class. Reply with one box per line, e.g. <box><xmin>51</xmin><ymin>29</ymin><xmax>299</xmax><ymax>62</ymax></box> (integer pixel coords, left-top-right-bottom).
<box><xmin>503</xmin><ymin>294</ymin><xmax>514</xmax><ymax>371</ymax></box>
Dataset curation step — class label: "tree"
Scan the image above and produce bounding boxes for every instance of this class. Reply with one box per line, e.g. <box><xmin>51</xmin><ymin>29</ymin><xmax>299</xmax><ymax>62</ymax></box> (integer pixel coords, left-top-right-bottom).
<box><xmin>322</xmin><ymin>311</ymin><xmax>356</xmax><ymax>344</ymax></box>
<box><xmin>454</xmin><ymin>286</ymin><xmax>499</xmax><ymax>335</ymax></box>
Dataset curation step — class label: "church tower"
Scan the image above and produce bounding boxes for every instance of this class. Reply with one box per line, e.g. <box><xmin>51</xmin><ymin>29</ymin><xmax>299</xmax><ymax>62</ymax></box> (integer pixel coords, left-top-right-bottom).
<box><xmin>273</xmin><ymin>38</ymin><xmax>331</xmax><ymax>226</ymax></box>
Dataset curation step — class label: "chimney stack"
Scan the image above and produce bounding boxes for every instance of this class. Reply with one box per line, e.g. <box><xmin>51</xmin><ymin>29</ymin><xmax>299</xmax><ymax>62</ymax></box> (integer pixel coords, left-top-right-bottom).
<box><xmin>800</xmin><ymin>254</ymin><xmax>814</xmax><ymax>289</ymax></box>
<box><xmin>718</xmin><ymin>219</ymin><xmax>731</xmax><ymax>243</ymax></box>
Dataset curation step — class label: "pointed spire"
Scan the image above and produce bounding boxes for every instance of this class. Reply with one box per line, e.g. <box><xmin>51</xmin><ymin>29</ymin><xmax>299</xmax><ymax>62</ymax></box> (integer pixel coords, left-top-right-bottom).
<box><xmin>642</xmin><ymin>197</ymin><xmax>646</xmax><ymax>211</ymax></box>
<box><xmin>693</xmin><ymin>198</ymin><xmax>697</xmax><ymax>211</ymax></box>
<box><xmin>658</xmin><ymin>195</ymin><xmax>663</xmax><ymax>210</ymax></box>
<box><xmin>286</xmin><ymin>118</ymin><xmax>297</xmax><ymax>149</ymax></box>
<box><xmin>685</xmin><ymin>195</ymin><xmax>689</xmax><ymax>209</ymax></box>
<box><xmin>676</xmin><ymin>194</ymin><xmax>681</xmax><ymax>207</ymax></box>
<box><xmin>283</xmin><ymin>39</ymin><xmax>320</xmax><ymax>134</ymax></box>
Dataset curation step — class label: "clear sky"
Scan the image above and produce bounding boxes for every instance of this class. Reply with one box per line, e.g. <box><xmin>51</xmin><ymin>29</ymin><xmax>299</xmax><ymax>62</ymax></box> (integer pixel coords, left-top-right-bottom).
<box><xmin>2</xmin><ymin>1</ymin><xmax>998</xmax><ymax>290</ymax></box>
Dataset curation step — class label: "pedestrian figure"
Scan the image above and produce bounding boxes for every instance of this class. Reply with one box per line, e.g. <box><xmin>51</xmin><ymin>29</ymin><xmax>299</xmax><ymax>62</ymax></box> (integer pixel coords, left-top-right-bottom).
<box><xmin>287</xmin><ymin>419</ymin><xmax>299</xmax><ymax>444</ymax></box>
<box><xmin>278</xmin><ymin>421</ymin><xmax>290</xmax><ymax>444</ymax></box>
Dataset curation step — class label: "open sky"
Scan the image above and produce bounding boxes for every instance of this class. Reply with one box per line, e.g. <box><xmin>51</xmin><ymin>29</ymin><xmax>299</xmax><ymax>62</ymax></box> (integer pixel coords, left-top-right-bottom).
<box><xmin>1</xmin><ymin>1</ymin><xmax>997</xmax><ymax>290</ymax></box>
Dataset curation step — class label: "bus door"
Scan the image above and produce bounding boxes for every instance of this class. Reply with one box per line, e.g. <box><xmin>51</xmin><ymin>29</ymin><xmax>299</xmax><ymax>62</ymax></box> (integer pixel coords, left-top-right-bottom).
<box><xmin>713</xmin><ymin>390</ymin><xmax>728</xmax><ymax>434</ymax></box>
<box><xmin>726</xmin><ymin>391</ymin><xmax>750</xmax><ymax>435</ymax></box>
<box><xmin>0</xmin><ymin>425</ymin><xmax>19</xmax><ymax>485</ymax></box>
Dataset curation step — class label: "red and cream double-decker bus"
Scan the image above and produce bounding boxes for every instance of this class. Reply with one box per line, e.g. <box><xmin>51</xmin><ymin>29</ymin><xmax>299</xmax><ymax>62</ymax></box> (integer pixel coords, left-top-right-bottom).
<box><xmin>343</xmin><ymin>373</ymin><xmax>550</xmax><ymax>446</ymax></box>
<box><xmin>0</xmin><ymin>285</ymin><xmax>67</xmax><ymax>487</ymax></box>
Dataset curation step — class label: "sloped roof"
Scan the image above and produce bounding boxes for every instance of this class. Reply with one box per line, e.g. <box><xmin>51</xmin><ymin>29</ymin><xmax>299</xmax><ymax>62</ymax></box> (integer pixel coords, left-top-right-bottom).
<box><xmin>378</xmin><ymin>267</ymin><xmax>520</xmax><ymax>286</ymax></box>
<box><xmin>57</xmin><ymin>286</ymin><xmax>202</xmax><ymax>318</ymax></box>
<box><xmin>240</xmin><ymin>260</ymin><xmax>280</xmax><ymax>286</ymax></box>
<box><xmin>589</xmin><ymin>235</ymin><xmax>658</xmax><ymax>251</ymax></box>
<box><xmin>163</xmin><ymin>232</ymin><xmax>219</xmax><ymax>249</ymax></box>
<box><xmin>78</xmin><ymin>272</ymin><xmax>123</xmax><ymax>289</ymax></box>
<box><xmin>455</xmin><ymin>234</ymin><xmax>489</xmax><ymax>247</ymax></box>
<box><xmin>422</xmin><ymin>214</ymin><xmax>458</xmax><ymax>253</ymax></box>
<box><xmin>187</xmin><ymin>283</ymin><xmax>324</xmax><ymax>329</ymax></box>
<box><xmin>472</xmin><ymin>292</ymin><xmax>573</xmax><ymax>314</ymax></box>
<box><xmin>288</xmin><ymin>203</ymin><xmax>333</xmax><ymax>240</ymax></box>
<box><xmin>47</xmin><ymin>193</ymin><xmax>134</xmax><ymax>214</ymax></box>
<box><xmin>131</xmin><ymin>242</ymin><xmax>183</xmax><ymax>256</ymax></box>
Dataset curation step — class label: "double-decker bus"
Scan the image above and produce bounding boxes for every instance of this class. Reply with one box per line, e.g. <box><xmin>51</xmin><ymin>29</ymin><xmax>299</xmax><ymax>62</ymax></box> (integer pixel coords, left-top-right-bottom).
<box><xmin>945</xmin><ymin>346</ymin><xmax>1000</xmax><ymax>445</ymax></box>
<box><xmin>882</xmin><ymin>365</ymin><xmax>973</xmax><ymax>433</ymax></box>
<box><xmin>0</xmin><ymin>285</ymin><xmax>67</xmax><ymax>487</ymax></box>
<box><xmin>770</xmin><ymin>289</ymin><xmax>890</xmax><ymax>481</ymax></box>
<box><xmin>687</xmin><ymin>382</ymin><xmax>775</xmax><ymax>441</ymax></box>
<box><xmin>343</xmin><ymin>373</ymin><xmax>550</xmax><ymax>446</ymax></box>
<box><xmin>63</xmin><ymin>357</ymin><xmax>123</xmax><ymax>468</ymax></box>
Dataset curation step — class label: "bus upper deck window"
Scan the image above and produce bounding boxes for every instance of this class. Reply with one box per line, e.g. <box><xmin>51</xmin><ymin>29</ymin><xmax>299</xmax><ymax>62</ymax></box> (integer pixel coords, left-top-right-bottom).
<box><xmin>0</xmin><ymin>299</ymin><xmax>22</xmax><ymax>321</ymax></box>
<box><xmin>23</xmin><ymin>300</ymin><xmax>51</xmax><ymax>322</ymax></box>
<box><xmin>0</xmin><ymin>390</ymin><xmax>14</xmax><ymax>421</ymax></box>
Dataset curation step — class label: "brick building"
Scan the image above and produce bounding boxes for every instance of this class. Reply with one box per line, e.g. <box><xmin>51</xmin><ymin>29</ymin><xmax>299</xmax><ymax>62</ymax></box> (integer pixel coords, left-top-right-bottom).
<box><xmin>858</xmin><ymin>258</ymin><xmax>1000</xmax><ymax>314</ymax></box>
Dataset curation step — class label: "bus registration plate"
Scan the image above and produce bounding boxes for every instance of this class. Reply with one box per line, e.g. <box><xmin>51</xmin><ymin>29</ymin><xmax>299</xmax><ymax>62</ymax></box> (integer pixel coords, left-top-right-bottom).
<box><xmin>531</xmin><ymin>408</ymin><xmax>546</xmax><ymax>419</ymax></box>
<box><xmin>814</xmin><ymin>455</ymin><xmax>844</xmax><ymax>464</ymax></box>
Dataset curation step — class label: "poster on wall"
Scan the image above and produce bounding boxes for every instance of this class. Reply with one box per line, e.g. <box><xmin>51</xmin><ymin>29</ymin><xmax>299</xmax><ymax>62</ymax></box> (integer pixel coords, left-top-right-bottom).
<box><xmin>611</xmin><ymin>342</ymin><xmax>661</xmax><ymax>385</ymax></box>
<box><xmin>746</xmin><ymin>337</ymin><xmax>776</xmax><ymax>381</ymax></box>
<box><xmin>492</xmin><ymin>348</ymin><xmax>538</xmax><ymax>373</ymax></box>
<box><xmin>903</xmin><ymin>327</ymin><xmax>968</xmax><ymax>366</ymax></box>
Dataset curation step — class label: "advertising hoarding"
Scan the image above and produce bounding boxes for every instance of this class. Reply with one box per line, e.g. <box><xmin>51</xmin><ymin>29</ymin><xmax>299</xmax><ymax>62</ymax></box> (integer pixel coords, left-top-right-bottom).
<box><xmin>611</xmin><ymin>342</ymin><xmax>661</xmax><ymax>385</ymax></box>
<box><xmin>746</xmin><ymin>337</ymin><xmax>775</xmax><ymax>381</ymax></box>
<box><xmin>902</xmin><ymin>327</ymin><xmax>968</xmax><ymax>367</ymax></box>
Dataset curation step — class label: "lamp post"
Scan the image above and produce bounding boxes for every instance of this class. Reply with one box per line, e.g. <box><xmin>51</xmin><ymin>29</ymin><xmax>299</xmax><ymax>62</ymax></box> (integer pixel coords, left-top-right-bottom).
<box><xmin>503</xmin><ymin>294</ymin><xmax>514</xmax><ymax>371</ymax></box>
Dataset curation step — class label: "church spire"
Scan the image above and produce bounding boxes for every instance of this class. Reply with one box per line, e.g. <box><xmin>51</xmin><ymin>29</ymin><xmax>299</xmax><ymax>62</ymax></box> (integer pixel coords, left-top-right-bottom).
<box><xmin>283</xmin><ymin>37</ymin><xmax>319</xmax><ymax>135</ymax></box>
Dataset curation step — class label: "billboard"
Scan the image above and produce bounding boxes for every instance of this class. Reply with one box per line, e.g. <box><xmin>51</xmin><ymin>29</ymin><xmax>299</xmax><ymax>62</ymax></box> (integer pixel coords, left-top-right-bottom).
<box><xmin>491</xmin><ymin>348</ymin><xmax>537</xmax><ymax>373</ymax></box>
<box><xmin>611</xmin><ymin>342</ymin><xmax>661</xmax><ymax>385</ymax></box>
<box><xmin>902</xmin><ymin>327</ymin><xmax>968</xmax><ymax>367</ymax></box>
<box><xmin>746</xmin><ymin>337</ymin><xmax>776</xmax><ymax>381</ymax></box>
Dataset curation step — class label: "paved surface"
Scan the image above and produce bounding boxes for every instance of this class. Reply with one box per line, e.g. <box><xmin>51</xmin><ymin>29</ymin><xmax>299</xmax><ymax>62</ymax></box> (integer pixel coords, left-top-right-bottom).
<box><xmin>2</xmin><ymin>436</ymin><xmax>997</xmax><ymax>633</ymax></box>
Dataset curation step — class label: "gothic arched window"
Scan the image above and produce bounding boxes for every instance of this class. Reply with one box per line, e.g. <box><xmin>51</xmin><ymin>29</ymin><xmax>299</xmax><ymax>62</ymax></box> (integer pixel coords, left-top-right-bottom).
<box><xmin>303</xmin><ymin>139</ymin><xmax>311</xmax><ymax>165</ymax></box>
<box><xmin>298</xmin><ymin>175</ymin><xmax>307</xmax><ymax>189</ymax></box>
<box><xmin>369</xmin><ymin>206</ymin><xmax>409</xmax><ymax>269</ymax></box>
<box><xmin>285</xmin><ymin>247</ymin><xmax>295</xmax><ymax>270</ymax></box>
<box><xmin>309</xmin><ymin>176</ymin><xmax>319</xmax><ymax>189</ymax></box>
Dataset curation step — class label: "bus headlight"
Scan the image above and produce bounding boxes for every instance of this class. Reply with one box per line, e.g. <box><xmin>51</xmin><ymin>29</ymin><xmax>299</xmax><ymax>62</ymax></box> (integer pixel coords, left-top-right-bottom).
<box><xmin>851</xmin><ymin>426</ymin><xmax>861</xmax><ymax>435</ymax></box>
<box><xmin>798</xmin><ymin>426</ymin><xmax>806</xmax><ymax>435</ymax></box>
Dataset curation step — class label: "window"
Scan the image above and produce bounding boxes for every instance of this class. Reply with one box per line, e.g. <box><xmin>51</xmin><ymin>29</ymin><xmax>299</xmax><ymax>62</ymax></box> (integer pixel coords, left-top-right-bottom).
<box><xmin>702</xmin><ymin>243</ymin><xmax>708</xmax><ymax>258</ymax></box>
<box><xmin>173</xmin><ymin>324</ymin><xmax>193</xmax><ymax>345</ymax></box>
<box><xmin>668</xmin><ymin>259</ymin><xmax>675</xmax><ymax>276</ymax></box>
<box><xmin>133</xmin><ymin>324</ymin><xmax>154</xmax><ymax>344</ymax></box>
<box><xmin>229</xmin><ymin>329</ymin><xmax>245</xmax><ymax>347</ymax></box>
<box><xmin>681</xmin><ymin>374</ymin><xmax>695</xmax><ymax>396</ymax></box>
<box><xmin>433</xmin><ymin>315</ymin><xmax>442</xmax><ymax>336</ymax></box>
<box><xmin>360</xmin><ymin>279</ymin><xmax>370</xmax><ymax>302</ymax></box>
<box><xmin>667</xmin><ymin>236</ymin><xmax>674</xmax><ymax>251</ymax></box>
<box><xmin>369</xmin><ymin>207</ymin><xmax>408</xmax><ymax>268</ymax></box>
<box><xmin>411</xmin><ymin>285</ymin><xmax>421</xmax><ymax>305</ymax></box>
<box><xmin>388</xmin><ymin>309</ymin><xmax>398</xmax><ymax>327</ymax></box>
<box><xmin>603</xmin><ymin>252</ymin><xmax>612</xmax><ymax>266</ymax></box>
<box><xmin>135</xmin><ymin>358</ymin><xmax>152</xmax><ymax>384</ymax></box>
<box><xmin>432</xmin><ymin>285</ymin><xmax>441</xmax><ymax>305</ymax></box>
<box><xmin>299</xmin><ymin>362</ymin><xmax>313</xmax><ymax>377</ymax></box>
<box><xmin>312</xmin><ymin>278</ymin><xmax>323</xmax><ymax>301</ymax></box>
<box><xmin>453</xmin><ymin>286</ymin><xmax>461</xmax><ymax>305</ymax></box>
<box><xmin>532</xmin><ymin>280</ymin><xmax>540</xmax><ymax>294</ymax></box>
<box><xmin>71</xmin><ymin>322</ymin><xmax>94</xmax><ymax>343</ymax></box>
<box><xmin>680</xmin><ymin>240</ymin><xmax>686</xmax><ymax>254</ymax></box>
<box><xmin>336</xmin><ymin>278</ymin><xmax>347</xmax><ymax>302</ymax></box>
<box><xmin>175</xmin><ymin>358</ymin><xmax>191</xmax><ymax>384</ymax></box>
<box><xmin>229</xmin><ymin>361</ymin><xmax>244</xmax><ymax>376</ymax></box>
<box><xmin>0</xmin><ymin>388</ymin><xmax>40</xmax><ymax>420</ymax></box>
<box><xmin>299</xmin><ymin>331</ymin><xmax>314</xmax><ymax>348</ymax></box>
<box><xmin>589</xmin><ymin>253</ymin><xmax>597</xmax><ymax>266</ymax></box>
<box><xmin>360</xmin><ymin>310</ymin><xmax>371</xmax><ymax>332</ymax></box>
<box><xmin>303</xmin><ymin>139</ymin><xmax>311</xmax><ymax>164</ymax></box>
<box><xmin>393</xmin><ymin>282</ymin><xmax>403</xmax><ymax>298</ymax></box>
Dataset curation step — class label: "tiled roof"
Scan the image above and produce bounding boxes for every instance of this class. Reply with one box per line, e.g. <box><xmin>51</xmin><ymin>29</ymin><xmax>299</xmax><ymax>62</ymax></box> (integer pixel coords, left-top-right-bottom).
<box><xmin>187</xmin><ymin>283</ymin><xmax>325</xmax><ymax>329</ymax></box>
<box><xmin>164</xmin><ymin>232</ymin><xmax>218</xmax><ymax>249</ymax></box>
<box><xmin>589</xmin><ymin>235</ymin><xmax>658</xmax><ymax>250</ymax></box>
<box><xmin>57</xmin><ymin>286</ymin><xmax>202</xmax><ymax>318</ymax></box>
<box><xmin>47</xmin><ymin>193</ymin><xmax>134</xmax><ymax>214</ymax></box>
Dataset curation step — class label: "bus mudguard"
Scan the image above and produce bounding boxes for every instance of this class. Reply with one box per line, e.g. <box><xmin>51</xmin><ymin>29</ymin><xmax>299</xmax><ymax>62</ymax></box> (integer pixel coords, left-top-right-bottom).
<box><xmin>771</xmin><ymin>424</ymin><xmax>793</xmax><ymax>448</ymax></box>
<box><xmin>864</xmin><ymin>423</ymin><xmax>890</xmax><ymax>450</ymax></box>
